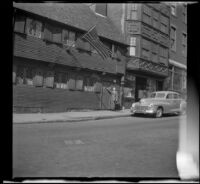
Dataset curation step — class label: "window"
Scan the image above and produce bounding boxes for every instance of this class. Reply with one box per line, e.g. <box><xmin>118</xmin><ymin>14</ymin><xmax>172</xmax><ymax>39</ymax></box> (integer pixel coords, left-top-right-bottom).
<box><xmin>173</xmin><ymin>93</ymin><xmax>179</xmax><ymax>99</ymax></box>
<box><xmin>75</xmin><ymin>76</ymin><xmax>83</xmax><ymax>90</ymax></box>
<box><xmin>127</xmin><ymin>4</ymin><xmax>138</xmax><ymax>20</ymax></box>
<box><xmin>25</xmin><ymin>67</ymin><xmax>34</xmax><ymax>86</ymax></box>
<box><xmin>44</xmin><ymin>23</ymin><xmax>62</xmax><ymax>43</ymax></box>
<box><xmin>170</xmin><ymin>4</ymin><xmax>176</xmax><ymax>16</ymax></box>
<box><xmin>160</xmin><ymin>15</ymin><xmax>168</xmax><ymax>34</ymax></box>
<box><xmin>170</xmin><ymin>26</ymin><xmax>176</xmax><ymax>51</ymax></box>
<box><xmin>129</xmin><ymin>37</ymin><xmax>136</xmax><ymax>56</ymax></box>
<box><xmin>84</xmin><ymin>77</ymin><xmax>96</xmax><ymax>92</ymax></box>
<box><xmin>151</xmin><ymin>43</ymin><xmax>158</xmax><ymax>62</ymax></box>
<box><xmin>95</xmin><ymin>3</ymin><xmax>107</xmax><ymax>16</ymax></box>
<box><xmin>152</xmin><ymin>10</ymin><xmax>159</xmax><ymax>29</ymax></box>
<box><xmin>159</xmin><ymin>46</ymin><xmax>168</xmax><ymax>65</ymax></box>
<box><xmin>182</xmin><ymin>33</ymin><xmax>187</xmax><ymax>56</ymax></box>
<box><xmin>62</xmin><ymin>29</ymin><xmax>75</xmax><ymax>46</ymax></box>
<box><xmin>14</xmin><ymin>14</ymin><xmax>26</xmax><ymax>33</ymax></box>
<box><xmin>166</xmin><ymin>93</ymin><xmax>173</xmax><ymax>99</ymax></box>
<box><xmin>142</xmin><ymin>5</ymin><xmax>151</xmax><ymax>25</ymax></box>
<box><xmin>141</xmin><ymin>38</ymin><xmax>151</xmax><ymax>60</ymax></box>
<box><xmin>26</xmin><ymin>17</ymin><xmax>42</xmax><ymax>38</ymax></box>
<box><xmin>183</xmin><ymin>5</ymin><xmax>187</xmax><ymax>24</ymax></box>
<box><xmin>16</xmin><ymin>66</ymin><xmax>35</xmax><ymax>86</ymax></box>
<box><xmin>16</xmin><ymin>66</ymin><xmax>25</xmax><ymax>85</ymax></box>
<box><xmin>54</xmin><ymin>72</ymin><xmax>68</xmax><ymax>89</ymax></box>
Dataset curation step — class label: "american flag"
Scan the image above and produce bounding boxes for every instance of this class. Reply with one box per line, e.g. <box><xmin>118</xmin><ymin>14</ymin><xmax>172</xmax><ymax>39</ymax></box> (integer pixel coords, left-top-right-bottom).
<box><xmin>81</xmin><ymin>25</ymin><xmax>112</xmax><ymax>60</ymax></box>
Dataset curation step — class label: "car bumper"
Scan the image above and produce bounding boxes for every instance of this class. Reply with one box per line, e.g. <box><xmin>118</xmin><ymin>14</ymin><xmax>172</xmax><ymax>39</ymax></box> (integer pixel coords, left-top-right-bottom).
<box><xmin>130</xmin><ymin>107</ymin><xmax>156</xmax><ymax>114</ymax></box>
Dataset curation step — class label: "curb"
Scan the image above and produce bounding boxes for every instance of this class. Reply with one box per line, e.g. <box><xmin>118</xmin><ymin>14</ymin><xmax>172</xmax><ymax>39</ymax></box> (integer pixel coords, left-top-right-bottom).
<box><xmin>13</xmin><ymin>114</ymin><xmax>131</xmax><ymax>124</ymax></box>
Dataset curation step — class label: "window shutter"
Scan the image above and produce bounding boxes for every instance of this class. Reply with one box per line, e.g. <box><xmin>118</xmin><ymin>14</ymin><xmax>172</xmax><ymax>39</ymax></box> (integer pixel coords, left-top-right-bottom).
<box><xmin>44</xmin><ymin>71</ymin><xmax>54</xmax><ymax>88</ymax></box>
<box><xmin>14</xmin><ymin>15</ymin><xmax>25</xmax><ymax>33</ymax></box>
<box><xmin>68</xmin><ymin>78</ymin><xmax>76</xmax><ymax>90</ymax></box>
<box><xmin>94</xmin><ymin>82</ymin><xmax>102</xmax><ymax>93</ymax></box>
<box><xmin>44</xmin><ymin>23</ymin><xmax>52</xmax><ymax>41</ymax></box>
<box><xmin>33</xmin><ymin>69</ymin><xmax>43</xmax><ymax>87</ymax></box>
<box><xmin>76</xmin><ymin>76</ymin><xmax>83</xmax><ymax>90</ymax></box>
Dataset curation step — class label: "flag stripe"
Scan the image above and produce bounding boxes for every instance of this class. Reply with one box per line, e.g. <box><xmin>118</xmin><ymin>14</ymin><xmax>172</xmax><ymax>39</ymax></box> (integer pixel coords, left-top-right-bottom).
<box><xmin>84</xmin><ymin>34</ymin><xmax>110</xmax><ymax>59</ymax></box>
<box><xmin>81</xmin><ymin>26</ymin><xmax>113</xmax><ymax>60</ymax></box>
<box><xmin>83</xmin><ymin>33</ymin><xmax>111</xmax><ymax>57</ymax></box>
<box><xmin>83</xmin><ymin>35</ymin><xmax>108</xmax><ymax>59</ymax></box>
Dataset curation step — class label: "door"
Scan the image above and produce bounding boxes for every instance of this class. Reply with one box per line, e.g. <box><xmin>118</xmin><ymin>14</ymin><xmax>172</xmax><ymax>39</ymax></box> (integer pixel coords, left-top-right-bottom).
<box><xmin>156</xmin><ymin>80</ymin><xmax>163</xmax><ymax>91</ymax></box>
<box><xmin>135</xmin><ymin>77</ymin><xmax>147</xmax><ymax>102</ymax></box>
<box><xmin>165</xmin><ymin>93</ymin><xmax>175</xmax><ymax>113</ymax></box>
<box><xmin>173</xmin><ymin>93</ymin><xmax>182</xmax><ymax>112</ymax></box>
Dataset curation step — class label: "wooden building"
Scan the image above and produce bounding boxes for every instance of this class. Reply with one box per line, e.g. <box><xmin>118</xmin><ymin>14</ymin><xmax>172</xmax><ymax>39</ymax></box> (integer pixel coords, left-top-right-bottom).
<box><xmin>13</xmin><ymin>3</ymin><xmax>128</xmax><ymax>113</ymax></box>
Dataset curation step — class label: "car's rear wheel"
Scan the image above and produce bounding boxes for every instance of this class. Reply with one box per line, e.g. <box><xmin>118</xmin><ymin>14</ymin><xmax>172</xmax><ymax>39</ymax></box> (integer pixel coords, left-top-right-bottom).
<box><xmin>155</xmin><ymin>107</ymin><xmax>163</xmax><ymax>118</ymax></box>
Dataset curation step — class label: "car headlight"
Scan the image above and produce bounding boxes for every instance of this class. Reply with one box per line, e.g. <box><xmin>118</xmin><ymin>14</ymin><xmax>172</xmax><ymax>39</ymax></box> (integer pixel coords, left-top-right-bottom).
<box><xmin>132</xmin><ymin>103</ymin><xmax>136</xmax><ymax>108</ymax></box>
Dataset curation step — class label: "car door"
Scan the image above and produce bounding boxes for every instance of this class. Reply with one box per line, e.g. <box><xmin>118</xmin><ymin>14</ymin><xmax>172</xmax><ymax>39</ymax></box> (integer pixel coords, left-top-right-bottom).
<box><xmin>173</xmin><ymin>93</ymin><xmax>182</xmax><ymax>112</ymax></box>
<box><xmin>165</xmin><ymin>93</ymin><xmax>174</xmax><ymax>113</ymax></box>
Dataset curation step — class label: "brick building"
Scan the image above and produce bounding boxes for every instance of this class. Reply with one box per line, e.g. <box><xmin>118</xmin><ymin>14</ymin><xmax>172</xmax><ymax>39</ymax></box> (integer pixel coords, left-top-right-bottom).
<box><xmin>166</xmin><ymin>2</ymin><xmax>187</xmax><ymax>98</ymax></box>
<box><xmin>106</xmin><ymin>3</ymin><xmax>170</xmax><ymax>108</ymax></box>
<box><xmin>13</xmin><ymin>3</ymin><xmax>128</xmax><ymax>113</ymax></box>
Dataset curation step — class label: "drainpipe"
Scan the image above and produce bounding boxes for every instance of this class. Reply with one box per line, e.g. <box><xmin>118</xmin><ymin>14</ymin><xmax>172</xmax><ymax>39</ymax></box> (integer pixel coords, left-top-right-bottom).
<box><xmin>171</xmin><ymin>66</ymin><xmax>174</xmax><ymax>90</ymax></box>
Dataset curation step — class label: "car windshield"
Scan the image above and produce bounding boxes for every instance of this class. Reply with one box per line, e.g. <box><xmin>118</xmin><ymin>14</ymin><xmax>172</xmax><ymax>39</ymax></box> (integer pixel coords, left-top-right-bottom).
<box><xmin>150</xmin><ymin>92</ymin><xmax>165</xmax><ymax>98</ymax></box>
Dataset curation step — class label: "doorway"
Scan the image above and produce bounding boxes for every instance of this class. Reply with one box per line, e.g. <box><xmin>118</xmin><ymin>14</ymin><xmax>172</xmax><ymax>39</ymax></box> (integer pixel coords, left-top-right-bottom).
<box><xmin>135</xmin><ymin>77</ymin><xmax>147</xmax><ymax>102</ymax></box>
<box><xmin>156</xmin><ymin>80</ymin><xmax>163</xmax><ymax>91</ymax></box>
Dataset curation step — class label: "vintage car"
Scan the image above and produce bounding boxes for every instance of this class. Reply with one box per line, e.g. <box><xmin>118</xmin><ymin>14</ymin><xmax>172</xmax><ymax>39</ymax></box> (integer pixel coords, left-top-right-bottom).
<box><xmin>130</xmin><ymin>91</ymin><xmax>186</xmax><ymax>118</ymax></box>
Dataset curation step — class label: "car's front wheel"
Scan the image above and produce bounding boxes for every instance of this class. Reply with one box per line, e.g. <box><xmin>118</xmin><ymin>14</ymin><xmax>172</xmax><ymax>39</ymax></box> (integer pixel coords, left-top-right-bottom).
<box><xmin>155</xmin><ymin>107</ymin><xmax>163</xmax><ymax>118</ymax></box>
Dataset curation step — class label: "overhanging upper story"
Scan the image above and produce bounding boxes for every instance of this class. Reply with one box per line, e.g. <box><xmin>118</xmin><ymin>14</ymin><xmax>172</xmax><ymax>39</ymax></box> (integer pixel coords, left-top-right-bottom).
<box><xmin>13</xmin><ymin>3</ymin><xmax>129</xmax><ymax>75</ymax></box>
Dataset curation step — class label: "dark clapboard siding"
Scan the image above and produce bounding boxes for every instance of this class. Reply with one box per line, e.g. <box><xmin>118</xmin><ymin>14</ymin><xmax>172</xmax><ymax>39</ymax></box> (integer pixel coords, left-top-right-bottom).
<box><xmin>14</xmin><ymin>33</ymin><xmax>79</xmax><ymax>67</ymax></box>
<box><xmin>13</xmin><ymin>85</ymin><xmax>101</xmax><ymax>113</ymax></box>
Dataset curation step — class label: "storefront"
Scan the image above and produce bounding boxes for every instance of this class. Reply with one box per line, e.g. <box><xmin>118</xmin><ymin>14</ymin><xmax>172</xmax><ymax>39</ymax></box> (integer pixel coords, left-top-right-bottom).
<box><xmin>123</xmin><ymin>71</ymin><xmax>165</xmax><ymax>108</ymax></box>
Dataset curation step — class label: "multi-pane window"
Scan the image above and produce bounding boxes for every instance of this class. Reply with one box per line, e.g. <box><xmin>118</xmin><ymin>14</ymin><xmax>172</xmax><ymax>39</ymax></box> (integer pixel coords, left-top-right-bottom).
<box><xmin>152</xmin><ymin>10</ymin><xmax>159</xmax><ymax>29</ymax></box>
<box><xmin>127</xmin><ymin>4</ymin><xmax>138</xmax><ymax>20</ymax></box>
<box><xmin>84</xmin><ymin>77</ymin><xmax>96</xmax><ymax>92</ymax></box>
<box><xmin>170</xmin><ymin>4</ymin><xmax>176</xmax><ymax>16</ymax></box>
<box><xmin>170</xmin><ymin>25</ymin><xmax>176</xmax><ymax>51</ymax></box>
<box><xmin>26</xmin><ymin>17</ymin><xmax>42</xmax><ymax>38</ymax></box>
<box><xmin>182</xmin><ymin>33</ymin><xmax>187</xmax><ymax>56</ymax></box>
<box><xmin>16</xmin><ymin>65</ymin><xmax>36</xmax><ymax>86</ymax></box>
<box><xmin>44</xmin><ymin>23</ymin><xmax>62</xmax><ymax>43</ymax></box>
<box><xmin>95</xmin><ymin>3</ymin><xmax>107</xmax><ymax>16</ymax></box>
<box><xmin>142</xmin><ymin>5</ymin><xmax>151</xmax><ymax>25</ymax></box>
<box><xmin>151</xmin><ymin>42</ymin><xmax>159</xmax><ymax>62</ymax></box>
<box><xmin>62</xmin><ymin>29</ymin><xmax>75</xmax><ymax>46</ymax></box>
<box><xmin>129</xmin><ymin>37</ymin><xmax>136</xmax><ymax>56</ymax></box>
<box><xmin>183</xmin><ymin>5</ymin><xmax>187</xmax><ymax>24</ymax></box>
<box><xmin>141</xmin><ymin>38</ymin><xmax>151</xmax><ymax>60</ymax></box>
<box><xmin>54</xmin><ymin>72</ymin><xmax>68</xmax><ymax>89</ymax></box>
<box><xmin>159</xmin><ymin>46</ymin><xmax>168</xmax><ymax>65</ymax></box>
<box><xmin>160</xmin><ymin>15</ymin><xmax>168</xmax><ymax>34</ymax></box>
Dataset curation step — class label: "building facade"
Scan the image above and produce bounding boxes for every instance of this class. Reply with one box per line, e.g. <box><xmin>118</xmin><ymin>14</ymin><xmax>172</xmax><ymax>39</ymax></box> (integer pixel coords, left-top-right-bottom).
<box><xmin>13</xmin><ymin>3</ymin><xmax>128</xmax><ymax>113</ymax></box>
<box><xmin>107</xmin><ymin>3</ymin><xmax>170</xmax><ymax>108</ymax></box>
<box><xmin>167</xmin><ymin>2</ymin><xmax>187</xmax><ymax>98</ymax></box>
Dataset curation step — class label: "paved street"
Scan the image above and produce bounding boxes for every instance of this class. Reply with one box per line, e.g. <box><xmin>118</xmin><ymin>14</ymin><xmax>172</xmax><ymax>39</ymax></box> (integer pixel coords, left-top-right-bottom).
<box><xmin>13</xmin><ymin>115</ymin><xmax>182</xmax><ymax>178</ymax></box>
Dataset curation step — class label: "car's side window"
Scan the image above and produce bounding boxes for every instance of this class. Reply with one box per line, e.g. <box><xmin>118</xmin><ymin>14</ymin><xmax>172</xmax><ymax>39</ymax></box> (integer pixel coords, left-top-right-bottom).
<box><xmin>173</xmin><ymin>94</ymin><xmax>178</xmax><ymax>99</ymax></box>
<box><xmin>166</xmin><ymin>93</ymin><xmax>173</xmax><ymax>99</ymax></box>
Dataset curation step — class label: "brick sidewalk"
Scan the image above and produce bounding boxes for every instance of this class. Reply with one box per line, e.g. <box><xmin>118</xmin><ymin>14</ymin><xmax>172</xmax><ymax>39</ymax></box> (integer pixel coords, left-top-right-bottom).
<box><xmin>13</xmin><ymin>109</ymin><xmax>132</xmax><ymax>124</ymax></box>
